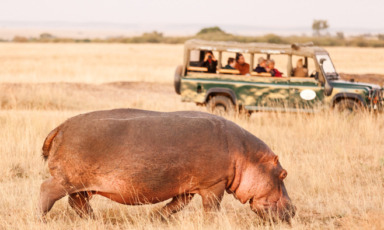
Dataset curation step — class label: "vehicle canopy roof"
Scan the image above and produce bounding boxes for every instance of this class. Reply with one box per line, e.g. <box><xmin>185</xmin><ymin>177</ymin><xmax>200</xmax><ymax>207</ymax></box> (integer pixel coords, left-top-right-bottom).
<box><xmin>184</xmin><ymin>39</ymin><xmax>328</xmax><ymax>58</ymax></box>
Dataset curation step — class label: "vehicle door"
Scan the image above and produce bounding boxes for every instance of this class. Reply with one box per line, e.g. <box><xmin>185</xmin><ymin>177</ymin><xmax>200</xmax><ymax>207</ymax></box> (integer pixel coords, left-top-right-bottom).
<box><xmin>289</xmin><ymin>77</ymin><xmax>324</xmax><ymax>110</ymax></box>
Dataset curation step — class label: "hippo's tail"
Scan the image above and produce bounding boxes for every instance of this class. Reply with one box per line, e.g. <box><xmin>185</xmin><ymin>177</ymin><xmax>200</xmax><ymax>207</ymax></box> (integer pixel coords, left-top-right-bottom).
<box><xmin>42</xmin><ymin>127</ymin><xmax>60</xmax><ymax>161</ymax></box>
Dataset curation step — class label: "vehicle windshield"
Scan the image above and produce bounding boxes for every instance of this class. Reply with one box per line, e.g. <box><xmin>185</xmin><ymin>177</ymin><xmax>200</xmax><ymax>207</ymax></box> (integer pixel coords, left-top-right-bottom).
<box><xmin>316</xmin><ymin>54</ymin><xmax>339</xmax><ymax>80</ymax></box>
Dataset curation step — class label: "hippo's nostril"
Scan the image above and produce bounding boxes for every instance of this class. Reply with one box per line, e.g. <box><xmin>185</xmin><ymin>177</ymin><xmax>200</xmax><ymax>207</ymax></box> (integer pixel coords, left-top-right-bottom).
<box><xmin>281</xmin><ymin>205</ymin><xmax>296</xmax><ymax>221</ymax></box>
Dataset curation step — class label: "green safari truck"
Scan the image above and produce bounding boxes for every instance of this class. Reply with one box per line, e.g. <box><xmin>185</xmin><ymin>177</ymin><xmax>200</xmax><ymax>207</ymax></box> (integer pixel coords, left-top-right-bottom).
<box><xmin>174</xmin><ymin>39</ymin><xmax>383</xmax><ymax>114</ymax></box>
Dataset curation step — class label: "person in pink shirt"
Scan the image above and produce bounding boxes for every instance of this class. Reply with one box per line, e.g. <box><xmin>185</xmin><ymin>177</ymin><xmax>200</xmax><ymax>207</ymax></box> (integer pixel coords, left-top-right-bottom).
<box><xmin>266</xmin><ymin>59</ymin><xmax>282</xmax><ymax>77</ymax></box>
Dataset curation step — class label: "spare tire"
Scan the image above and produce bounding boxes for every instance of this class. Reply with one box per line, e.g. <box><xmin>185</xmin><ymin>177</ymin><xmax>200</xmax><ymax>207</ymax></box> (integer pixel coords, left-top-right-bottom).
<box><xmin>174</xmin><ymin>65</ymin><xmax>183</xmax><ymax>95</ymax></box>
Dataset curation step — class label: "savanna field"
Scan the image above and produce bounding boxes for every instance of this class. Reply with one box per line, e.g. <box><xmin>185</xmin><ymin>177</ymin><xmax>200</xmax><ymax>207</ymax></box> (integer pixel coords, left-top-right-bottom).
<box><xmin>0</xmin><ymin>43</ymin><xmax>383</xmax><ymax>229</ymax></box>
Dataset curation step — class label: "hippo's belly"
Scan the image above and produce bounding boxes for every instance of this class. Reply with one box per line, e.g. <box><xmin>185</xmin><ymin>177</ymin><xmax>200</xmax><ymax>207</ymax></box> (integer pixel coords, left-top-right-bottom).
<box><xmin>85</xmin><ymin>169</ymin><xmax>200</xmax><ymax>205</ymax></box>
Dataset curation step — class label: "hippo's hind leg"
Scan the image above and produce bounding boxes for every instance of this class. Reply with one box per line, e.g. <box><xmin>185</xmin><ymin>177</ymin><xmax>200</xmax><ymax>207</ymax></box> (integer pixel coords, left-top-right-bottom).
<box><xmin>68</xmin><ymin>191</ymin><xmax>94</xmax><ymax>218</ymax></box>
<box><xmin>160</xmin><ymin>193</ymin><xmax>195</xmax><ymax>218</ymax></box>
<box><xmin>39</xmin><ymin>177</ymin><xmax>72</xmax><ymax>218</ymax></box>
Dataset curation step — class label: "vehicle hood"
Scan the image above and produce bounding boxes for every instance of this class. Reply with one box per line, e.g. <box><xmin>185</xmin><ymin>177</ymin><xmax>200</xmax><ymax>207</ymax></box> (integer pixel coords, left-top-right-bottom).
<box><xmin>330</xmin><ymin>79</ymin><xmax>381</xmax><ymax>91</ymax></box>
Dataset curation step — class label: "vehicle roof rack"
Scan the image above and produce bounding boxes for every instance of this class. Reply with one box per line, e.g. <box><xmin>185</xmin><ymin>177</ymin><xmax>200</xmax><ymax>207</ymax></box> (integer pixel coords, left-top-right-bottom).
<box><xmin>291</xmin><ymin>42</ymin><xmax>314</xmax><ymax>50</ymax></box>
<box><xmin>184</xmin><ymin>40</ymin><xmax>326</xmax><ymax>57</ymax></box>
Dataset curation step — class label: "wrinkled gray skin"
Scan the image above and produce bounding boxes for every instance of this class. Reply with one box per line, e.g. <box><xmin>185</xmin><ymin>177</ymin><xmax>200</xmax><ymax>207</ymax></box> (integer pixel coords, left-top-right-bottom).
<box><xmin>40</xmin><ymin>109</ymin><xmax>295</xmax><ymax>221</ymax></box>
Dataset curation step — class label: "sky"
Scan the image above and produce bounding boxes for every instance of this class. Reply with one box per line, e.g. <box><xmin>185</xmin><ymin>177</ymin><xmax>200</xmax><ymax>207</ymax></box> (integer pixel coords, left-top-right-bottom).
<box><xmin>1</xmin><ymin>0</ymin><xmax>383</xmax><ymax>32</ymax></box>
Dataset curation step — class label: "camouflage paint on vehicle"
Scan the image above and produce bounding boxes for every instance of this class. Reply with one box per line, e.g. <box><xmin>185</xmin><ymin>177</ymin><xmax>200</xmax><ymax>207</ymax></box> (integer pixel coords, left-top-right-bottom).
<box><xmin>181</xmin><ymin>74</ymin><xmax>290</xmax><ymax>109</ymax></box>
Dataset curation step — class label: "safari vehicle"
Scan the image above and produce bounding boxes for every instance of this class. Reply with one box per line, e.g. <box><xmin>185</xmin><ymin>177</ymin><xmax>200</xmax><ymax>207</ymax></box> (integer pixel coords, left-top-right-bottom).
<box><xmin>174</xmin><ymin>39</ymin><xmax>384</xmax><ymax>114</ymax></box>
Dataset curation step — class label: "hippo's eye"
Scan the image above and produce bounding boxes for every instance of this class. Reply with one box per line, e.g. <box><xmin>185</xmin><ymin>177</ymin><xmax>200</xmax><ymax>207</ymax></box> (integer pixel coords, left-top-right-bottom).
<box><xmin>273</xmin><ymin>156</ymin><xmax>279</xmax><ymax>165</ymax></box>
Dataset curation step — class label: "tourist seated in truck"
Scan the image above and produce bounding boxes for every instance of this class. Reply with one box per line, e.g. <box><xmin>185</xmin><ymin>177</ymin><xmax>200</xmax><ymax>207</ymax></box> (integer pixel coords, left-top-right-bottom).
<box><xmin>235</xmin><ymin>53</ymin><xmax>250</xmax><ymax>75</ymax></box>
<box><xmin>266</xmin><ymin>59</ymin><xmax>282</xmax><ymax>77</ymax></box>
<box><xmin>254</xmin><ymin>57</ymin><xmax>267</xmax><ymax>73</ymax></box>
<box><xmin>293</xmin><ymin>59</ymin><xmax>308</xmax><ymax>77</ymax></box>
<box><xmin>223</xmin><ymin>57</ymin><xmax>236</xmax><ymax>69</ymax></box>
<box><xmin>200</xmin><ymin>51</ymin><xmax>218</xmax><ymax>73</ymax></box>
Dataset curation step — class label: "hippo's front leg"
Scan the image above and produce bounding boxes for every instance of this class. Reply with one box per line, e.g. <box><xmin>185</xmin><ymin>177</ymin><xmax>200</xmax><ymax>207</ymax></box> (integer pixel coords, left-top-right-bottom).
<box><xmin>199</xmin><ymin>182</ymin><xmax>226</xmax><ymax>212</ymax></box>
<box><xmin>160</xmin><ymin>193</ymin><xmax>195</xmax><ymax>218</ymax></box>
<box><xmin>68</xmin><ymin>191</ymin><xmax>95</xmax><ymax>218</ymax></box>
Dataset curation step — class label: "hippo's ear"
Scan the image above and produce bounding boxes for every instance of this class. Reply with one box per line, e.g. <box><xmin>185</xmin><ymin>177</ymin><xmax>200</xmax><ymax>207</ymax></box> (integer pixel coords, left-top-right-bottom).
<box><xmin>273</xmin><ymin>156</ymin><xmax>279</xmax><ymax>165</ymax></box>
<box><xmin>279</xmin><ymin>169</ymin><xmax>288</xmax><ymax>180</ymax></box>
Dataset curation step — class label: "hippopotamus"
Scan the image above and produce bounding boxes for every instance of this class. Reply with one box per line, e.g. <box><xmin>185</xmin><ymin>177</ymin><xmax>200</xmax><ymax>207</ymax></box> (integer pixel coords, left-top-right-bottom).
<box><xmin>39</xmin><ymin>109</ymin><xmax>295</xmax><ymax>221</ymax></box>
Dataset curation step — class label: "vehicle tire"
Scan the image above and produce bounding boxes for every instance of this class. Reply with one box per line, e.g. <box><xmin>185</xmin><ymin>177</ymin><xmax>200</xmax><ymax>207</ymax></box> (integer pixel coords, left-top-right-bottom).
<box><xmin>239</xmin><ymin>106</ymin><xmax>252</xmax><ymax>117</ymax></box>
<box><xmin>174</xmin><ymin>65</ymin><xmax>183</xmax><ymax>95</ymax></box>
<box><xmin>206</xmin><ymin>95</ymin><xmax>235</xmax><ymax>116</ymax></box>
<box><xmin>334</xmin><ymin>99</ymin><xmax>362</xmax><ymax>114</ymax></box>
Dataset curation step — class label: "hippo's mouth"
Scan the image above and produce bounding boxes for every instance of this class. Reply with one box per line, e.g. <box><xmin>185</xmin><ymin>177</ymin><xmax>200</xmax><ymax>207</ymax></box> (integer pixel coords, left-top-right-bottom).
<box><xmin>249</xmin><ymin>198</ymin><xmax>279</xmax><ymax>210</ymax></box>
<box><xmin>250</xmin><ymin>197</ymin><xmax>295</xmax><ymax>222</ymax></box>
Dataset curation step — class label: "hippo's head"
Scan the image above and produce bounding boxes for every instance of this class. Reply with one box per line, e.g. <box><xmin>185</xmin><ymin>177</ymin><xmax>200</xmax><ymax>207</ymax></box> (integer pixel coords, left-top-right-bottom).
<box><xmin>234</xmin><ymin>155</ymin><xmax>295</xmax><ymax>222</ymax></box>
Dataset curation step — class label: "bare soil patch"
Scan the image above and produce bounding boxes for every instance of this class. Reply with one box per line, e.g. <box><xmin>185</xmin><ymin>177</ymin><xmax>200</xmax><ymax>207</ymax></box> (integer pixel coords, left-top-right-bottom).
<box><xmin>0</xmin><ymin>81</ymin><xmax>200</xmax><ymax>112</ymax></box>
<box><xmin>340</xmin><ymin>73</ymin><xmax>384</xmax><ymax>86</ymax></box>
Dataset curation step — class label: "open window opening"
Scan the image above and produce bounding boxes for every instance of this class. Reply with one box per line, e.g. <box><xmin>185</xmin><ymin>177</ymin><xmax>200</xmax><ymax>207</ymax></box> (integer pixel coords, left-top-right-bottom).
<box><xmin>291</xmin><ymin>55</ymin><xmax>316</xmax><ymax>78</ymax></box>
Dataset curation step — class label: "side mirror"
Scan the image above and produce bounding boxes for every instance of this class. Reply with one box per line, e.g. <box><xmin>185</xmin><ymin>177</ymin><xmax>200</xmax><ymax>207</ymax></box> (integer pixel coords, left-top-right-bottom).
<box><xmin>324</xmin><ymin>80</ymin><xmax>333</xmax><ymax>96</ymax></box>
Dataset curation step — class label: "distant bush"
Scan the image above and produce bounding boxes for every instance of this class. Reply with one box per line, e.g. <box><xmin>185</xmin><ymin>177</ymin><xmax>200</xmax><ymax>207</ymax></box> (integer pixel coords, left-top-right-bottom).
<box><xmin>197</xmin><ymin>26</ymin><xmax>226</xmax><ymax>35</ymax></box>
<box><xmin>128</xmin><ymin>31</ymin><xmax>161</xmax><ymax>43</ymax></box>
<box><xmin>12</xmin><ymin>36</ymin><xmax>29</xmax><ymax>42</ymax></box>
<box><xmin>263</xmin><ymin>34</ymin><xmax>285</xmax><ymax>44</ymax></box>
<box><xmin>75</xmin><ymin>39</ymin><xmax>91</xmax><ymax>43</ymax></box>
<box><xmin>336</xmin><ymin>32</ymin><xmax>345</xmax><ymax>40</ymax></box>
<box><xmin>40</xmin><ymin>33</ymin><xmax>55</xmax><ymax>40</ymax></box>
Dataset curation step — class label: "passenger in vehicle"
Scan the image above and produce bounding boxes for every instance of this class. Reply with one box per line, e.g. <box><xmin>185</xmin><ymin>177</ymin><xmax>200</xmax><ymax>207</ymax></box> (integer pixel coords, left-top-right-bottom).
<box><xmin>201</xmin><ymin>51</ymin><xmax>218</xmax><ymax>73</ymax></box>
<box><xmin>235</xmin><ymin>53</ymin><xmax>250</xmax><ymax>75</ymax></box>
<box><xmin>293</xmin><ymin>59</ymin><xmax>308</xmax><ymax>77</ymax></box>
<box><xmin>266</xmin><ymin>59</ymin><xmax>282</xmax><ymax>77</ymax></box>
<box><xmin>223</xmin><ymin>57</ymin><xmax>236</xmax><ymax>69</ymax></box>
<box><xmin>254</xmin><ymin>57</ymin><xmax>267</xmax><ymax>73</ymax></box>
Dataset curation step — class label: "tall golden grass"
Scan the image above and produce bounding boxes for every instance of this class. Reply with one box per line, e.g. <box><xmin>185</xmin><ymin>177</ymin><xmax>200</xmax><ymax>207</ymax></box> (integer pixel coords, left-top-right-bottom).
<box><xmin>0</xmin><ymin>43</ymin><xmax>383</xmax><ymax>229</ymax></box>
<box><xmin>1</xmin><ymin>44</ymin><xmax>384</xmax><ymax>83</ymax></box>
<box><xmin>0</xmin><ymin>43</ymin><xmax>182</xmax><ymax>83</ymax></box>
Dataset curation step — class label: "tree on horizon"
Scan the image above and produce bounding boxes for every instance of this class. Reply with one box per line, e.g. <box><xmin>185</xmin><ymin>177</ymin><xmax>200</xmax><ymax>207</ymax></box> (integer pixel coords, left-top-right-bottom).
<box><xmin>312</xmin><ymin>20</ymin><xmax>329</xmax><ymax>37</ymax></box>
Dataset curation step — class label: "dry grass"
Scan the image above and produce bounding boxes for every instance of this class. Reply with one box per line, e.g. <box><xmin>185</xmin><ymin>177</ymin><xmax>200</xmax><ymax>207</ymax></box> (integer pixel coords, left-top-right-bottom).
<box><xmin>0</xmin><ymin>43</ymin><xmax>183</xmax><ymax>83</ymax></box>
<box><xmin>0</xmin><ymin>82</ymin><xmax>199</xmax><ymax>111</ymax></box>
<box><xmin>0</xmin><ymin>43</ymin><xmax>383</xmax><ymax>229</ymax></box>
<box><xmin>1</xmin><ymin>44</ymin><xmax>384</xmax><ymax>83</ymax></box>
<box><xmin>1</xmin><ymin>110</ymin><xmax>383</xmax><ymax>229</ymax></box>
<box><xmin>326</xmin><ymin>47</ymin><xmax>384</xmax><ymax>74</ymax></box>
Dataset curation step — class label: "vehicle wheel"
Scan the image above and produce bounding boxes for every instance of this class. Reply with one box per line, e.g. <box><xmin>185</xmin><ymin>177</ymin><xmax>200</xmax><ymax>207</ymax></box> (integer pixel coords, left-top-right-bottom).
<box><xmin>334</xmin><ymin>99</ymin><xmax>362</xmax><ymax>114</ymax></box>
<box><xmin>239</xmin><ymin>106</ymin><xmax>252</xmax><ymax>117</ymax></box>
<box><xmin>206</xmin><ymin>96</ymin><xmax>235</xmax><ymax>116</ymax></box>
<box><xmin>174</xmin><ymin>65</ymin><xmax>183</xmax><ymax>95</ymax></box>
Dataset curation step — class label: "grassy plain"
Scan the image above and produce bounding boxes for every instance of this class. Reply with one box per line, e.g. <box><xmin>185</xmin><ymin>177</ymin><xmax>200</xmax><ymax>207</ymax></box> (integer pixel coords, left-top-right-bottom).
<box><xmin>0</xmin><ymin>43</ymin><xmax>383</xmax><ymax>229</ymax></box>
<box><xmin>1</xmin><ymin>43</ymin><xmax>384</xmax><ymax>83</ymax></box>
